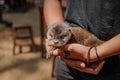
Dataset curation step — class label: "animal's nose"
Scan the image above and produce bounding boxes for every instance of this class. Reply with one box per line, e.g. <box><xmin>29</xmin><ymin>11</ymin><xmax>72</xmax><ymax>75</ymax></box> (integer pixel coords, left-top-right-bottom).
<box><xmin>54</xmin><ymin>41</ymin><xmax>59</xmax><ymax>44</ymax></box>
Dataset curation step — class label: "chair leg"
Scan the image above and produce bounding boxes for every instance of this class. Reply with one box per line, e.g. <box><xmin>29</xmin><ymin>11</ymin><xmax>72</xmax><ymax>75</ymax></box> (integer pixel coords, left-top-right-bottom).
<box><xmin>30</xmin><ymin>45</ymin><xmax>34</xmax><ymax>52</ymax></box>
<box><xmin>19</xmin><ymin>46</ymin><xmax>22</xmax><ymax>53</ymax></box>
<box><xmin>13</xmin><ymin>29</ymin><xmax>17</xmax><ymax>55</ymax></box>
<box><xmin>13</xmin><ymin>44</ymin><xmax>16</xmax><ymax>55</ymax></box>
<box><xmin>29</xmin><ymin>28</ymin><xmax>35</xmax><ymax>52</ymax></box>
<box><xmin>31</xmin><ymin>38</ymin><xmax>35</xmax><ymax>52</ymax></box>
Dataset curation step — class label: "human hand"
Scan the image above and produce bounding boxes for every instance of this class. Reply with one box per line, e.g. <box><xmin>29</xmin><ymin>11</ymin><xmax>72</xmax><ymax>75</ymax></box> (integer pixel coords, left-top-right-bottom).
<box><xmin>61</xmin><ymin>57</ymin><xmax>105</xmax><ymax>75</ymax></box>
<box><xmin>60</xmin><ymin>43</ymin><xmax>100</xmax><ymax>62</ymax></box>
<box><xmin>52</xmin><ymin>43</ymin><xmax>89</xmax><ymax>61</ymax></box>
<box><xmin>52</xmin><ymin>43</ymin><xmax>105</xmax><ymax>75</ymax></box>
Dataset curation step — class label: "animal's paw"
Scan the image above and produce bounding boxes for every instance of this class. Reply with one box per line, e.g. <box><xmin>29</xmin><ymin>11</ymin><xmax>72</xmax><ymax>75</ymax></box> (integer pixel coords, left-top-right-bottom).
<box><xmin>46</xmin><ymin>50</ymin><xmax>53</xmax><ymax>59</ymax></box>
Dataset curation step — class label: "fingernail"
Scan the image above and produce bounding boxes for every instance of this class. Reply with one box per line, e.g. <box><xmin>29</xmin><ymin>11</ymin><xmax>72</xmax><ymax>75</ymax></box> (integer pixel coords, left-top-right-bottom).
<box><xmin>80</xmin><ymin>63</ymin><xmax>86</xmax><ymax>68</ymax></box>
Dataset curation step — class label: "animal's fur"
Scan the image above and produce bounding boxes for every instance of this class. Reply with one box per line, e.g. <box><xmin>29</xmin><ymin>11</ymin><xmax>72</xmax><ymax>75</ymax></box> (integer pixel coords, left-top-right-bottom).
<box><xmin>46</xmin><ymin>22</ymin><xmax>103</xmax><ymax>58</ymax></box>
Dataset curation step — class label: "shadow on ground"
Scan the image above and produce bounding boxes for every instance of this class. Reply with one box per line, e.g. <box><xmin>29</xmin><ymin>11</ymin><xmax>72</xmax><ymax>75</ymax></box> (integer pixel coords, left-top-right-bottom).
<box><xmin>0</xmin><ymin>2</ymin><xmax>55</xmax><ymax>80</ymax></box>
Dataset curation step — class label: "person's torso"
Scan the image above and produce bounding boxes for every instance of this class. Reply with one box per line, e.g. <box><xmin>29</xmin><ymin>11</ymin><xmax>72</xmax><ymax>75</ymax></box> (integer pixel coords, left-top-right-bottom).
<box><xmin>65</xmin><ymin>0</ymin><xmax>120</xmax><ymax>40</ymax></box>
<box><xmin>58</xmin><ymin>0</ymin><xmax>120</xmax><ymax>79</ymax></box>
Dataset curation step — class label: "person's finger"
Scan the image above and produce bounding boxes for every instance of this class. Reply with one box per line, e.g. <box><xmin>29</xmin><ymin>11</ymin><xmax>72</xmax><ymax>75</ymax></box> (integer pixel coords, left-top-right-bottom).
<box><xmin>82</xmin><ymin>60</ymin><xmax>105</xmax><ymax>75</ymax></box>
<box><xmin>61</xmin><ymin>57</ymin><xmax>86</xmax><ymax>68</ymax></box>
<box><xmin>52</xmin><ymin>49</ymin><xmax>71</xmax><ymax>58</ymax></box>
<box><xmin>61</xmin><ymin>58</ymin><xmax>96</xmax><ymax>73</ymax></box>
<box><xmin>61</xmin><ymin>44</ymin><xmax>72</xmax><ymax>51</ymax></box>
<box><xmin>62</xmin><ymin>44</ymin><xmax>86</xmax><ymax>52</ymax></box>
<box><xmin>62</xmin><ymin>57</ymin><xmax>105</xmax><ymax>75</ymax></box>
<box><xmin>61</xmin><ymin>44</ymin><xmax>88</xmax><ymax>60</ymax></box>
<box><xmin>52</xmin><ymin>49</ymin><xmax>65</xmax><ymax>56</ymax></box>
<box><xmin>93</xmin><ymin>60</ymin><xmax>105</xmax><ymax>75</ymax></box>
<box><xmin>61</xmin><ymin>44</ymin><xmax>81</xmax><ymax>52</ymax></box>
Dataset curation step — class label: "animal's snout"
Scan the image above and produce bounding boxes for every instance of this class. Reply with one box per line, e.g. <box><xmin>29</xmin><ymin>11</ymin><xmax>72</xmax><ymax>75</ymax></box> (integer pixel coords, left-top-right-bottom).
<box><xmin>54</xmin><ymin>41</ymin><xmax>59</xmax><ymax>44</ymax></box>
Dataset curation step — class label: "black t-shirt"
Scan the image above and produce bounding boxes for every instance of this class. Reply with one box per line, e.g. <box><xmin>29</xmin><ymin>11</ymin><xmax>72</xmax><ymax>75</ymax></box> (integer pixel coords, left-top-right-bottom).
<box><xmin>55</xmin><ymin>0</ymin><xmax>120</xmax><ymax>80</ymax></box>
<box><xmin>65</xmin><ymin>0</ymin><xmax>120</xmax><ymax>40</ymax></box>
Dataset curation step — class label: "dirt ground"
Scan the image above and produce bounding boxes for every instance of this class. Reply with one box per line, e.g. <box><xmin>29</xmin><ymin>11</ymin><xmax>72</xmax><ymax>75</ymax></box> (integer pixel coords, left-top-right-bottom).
<box><xmin>0</xmin><ymin>4</ymin><xmax>56</xmax><ymax>80</ymax></box>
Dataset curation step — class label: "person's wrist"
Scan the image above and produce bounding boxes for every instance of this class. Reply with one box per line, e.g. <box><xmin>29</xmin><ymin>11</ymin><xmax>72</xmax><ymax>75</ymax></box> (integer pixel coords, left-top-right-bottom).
<box><xmin>82</xmin><ymin>46</ymin><xmax>90</xmax><ymax>61</ymax></box>
<box><xmin>83</xmin><ymin>46</ymin><xmax>98</xmax><ymax>62</ymax></box>
<box><xmin>88</xmin><ymin>46</ymin><xmax>101</xmax><ymax>62</ymax></box>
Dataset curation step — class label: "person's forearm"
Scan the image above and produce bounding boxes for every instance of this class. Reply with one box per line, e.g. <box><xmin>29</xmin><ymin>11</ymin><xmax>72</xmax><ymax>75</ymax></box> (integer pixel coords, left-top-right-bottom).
<box><xmin>44</xmin><ymin>0</ymin><xmax>64</xmax><ymax>27</ymax></box>
<box><xmin>91</xmin><ymin>34</ymin><xmax>120</xmax><ymax>61</ymax></box>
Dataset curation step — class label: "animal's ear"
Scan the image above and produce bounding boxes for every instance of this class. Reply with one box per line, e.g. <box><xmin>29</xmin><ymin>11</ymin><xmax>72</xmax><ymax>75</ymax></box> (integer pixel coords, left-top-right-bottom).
<box><xmin>68</xmin><ymin>27</ymin><xmax>83</xmax><ymax>41</ymax></box>
<box><xmin>67</xmin><ymin>28</ymin><xmax>71</xmax><ymax>32</ymax></box>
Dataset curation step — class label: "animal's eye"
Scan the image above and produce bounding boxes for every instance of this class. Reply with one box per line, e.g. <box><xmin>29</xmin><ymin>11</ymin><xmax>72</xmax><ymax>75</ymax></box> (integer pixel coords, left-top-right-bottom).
<box><xmin>63</xmin><ymin>34</ymin><xmax>67</xmax><ymax>37</ymax></box>
<box><xmin>59</xmin><ymin>36</ymin><xmax>64</xmax><ymax>39</ymax></box>
<box><xmin>50</xmin><ymin>34</ymin><xmax>53</xmax><ymax>37</ymax></box>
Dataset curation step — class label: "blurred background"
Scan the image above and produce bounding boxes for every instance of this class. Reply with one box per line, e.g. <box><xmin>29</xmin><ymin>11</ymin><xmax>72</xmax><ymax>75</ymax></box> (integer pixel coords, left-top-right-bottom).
<box><xmin>0</xmin><ymin>0</ymin><xmax>57</xmax><ymax>80</ymax></box>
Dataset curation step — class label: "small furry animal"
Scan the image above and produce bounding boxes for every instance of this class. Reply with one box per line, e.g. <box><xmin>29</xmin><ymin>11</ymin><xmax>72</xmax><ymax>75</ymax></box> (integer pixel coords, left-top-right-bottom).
<box><xmin>46</xmin><ymin>22</ymin><xmax>104</xmax><ymax>58</ymax></box>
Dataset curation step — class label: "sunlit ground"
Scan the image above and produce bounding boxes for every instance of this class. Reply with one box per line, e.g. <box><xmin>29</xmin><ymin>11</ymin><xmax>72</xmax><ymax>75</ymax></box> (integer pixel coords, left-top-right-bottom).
<box><xmin>0</xmin><ymin>3</ymin><xmax>55</xmax><ymax>80</ymax></box>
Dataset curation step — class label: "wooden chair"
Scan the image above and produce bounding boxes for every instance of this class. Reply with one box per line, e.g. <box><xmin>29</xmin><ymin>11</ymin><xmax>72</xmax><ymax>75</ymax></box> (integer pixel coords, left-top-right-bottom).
<box><xmin>13</xmin><ymin>25</ymin><xmax>35</xmax><ymax>54</ymax></box>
